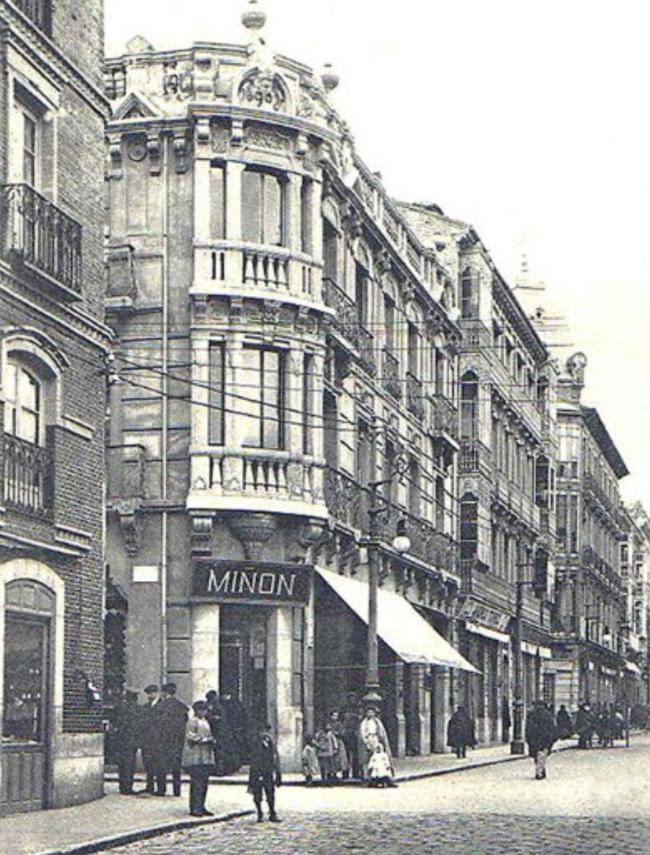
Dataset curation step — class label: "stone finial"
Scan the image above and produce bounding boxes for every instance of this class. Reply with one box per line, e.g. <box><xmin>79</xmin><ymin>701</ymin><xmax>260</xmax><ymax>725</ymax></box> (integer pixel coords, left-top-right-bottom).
<box><xmin>321</xmin><ymin>63</ymin><xmax>339</xmax><ymax>92</ymax></box>
<box><xmin>565</xmin><ymin>351</ymin><xmax>587</xmax><ymax>386</ymax></box>
<box><xmin>242</xmin><ymin>0</ymin><xmax>267</xmax><ymax>31</ymax></box>
<box><xmin>126</xmin><ymin>35</ymin><xmax>154</xmax><ymax>54</ymax></box>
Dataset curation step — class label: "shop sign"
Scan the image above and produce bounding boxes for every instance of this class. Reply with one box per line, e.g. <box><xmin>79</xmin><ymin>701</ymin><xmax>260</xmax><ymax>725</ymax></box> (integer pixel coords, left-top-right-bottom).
<box><xmin>456</xmin><ymin>598</ymin><xmax>510</xmax><ymax>632</ymax></box>
<box><xmin>192</xmin><ymin>561</ymin><xmax>312</xmax><ymax>606</ymax></box>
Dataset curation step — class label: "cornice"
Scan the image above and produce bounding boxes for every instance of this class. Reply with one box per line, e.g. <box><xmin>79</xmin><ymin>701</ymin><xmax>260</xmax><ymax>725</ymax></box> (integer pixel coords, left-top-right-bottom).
<box><xmin>0</xmin><ymin>2</ymin><xmax>109</xmax><ymax>119</ymax></box>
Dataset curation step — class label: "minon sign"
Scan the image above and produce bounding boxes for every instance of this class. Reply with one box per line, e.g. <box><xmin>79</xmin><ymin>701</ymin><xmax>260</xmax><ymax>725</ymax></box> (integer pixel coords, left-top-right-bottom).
<box><xmin>192</xmin><ymin>561</ymin><xmax>312</xmax><ymax>606</ymax></box>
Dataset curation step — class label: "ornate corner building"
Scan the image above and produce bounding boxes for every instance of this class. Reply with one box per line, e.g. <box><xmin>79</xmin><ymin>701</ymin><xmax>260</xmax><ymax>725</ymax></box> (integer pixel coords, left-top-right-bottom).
<box><xmin>104</xmin><ymin>10</ymin><xmax>475</xmax><ymax>769</ymax></box>
<box><xmin>0</xmin><ymin>0</ymin><xmax>111</xmax><ymax>815</ymax></box>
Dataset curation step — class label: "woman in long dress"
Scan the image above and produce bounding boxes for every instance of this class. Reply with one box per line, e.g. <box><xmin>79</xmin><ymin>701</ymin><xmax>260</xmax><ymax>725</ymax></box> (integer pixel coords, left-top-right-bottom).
<box><xmin>357</xmin><ymin>707</ymin><xmax>393</xmax><ymax>779</ymax></box>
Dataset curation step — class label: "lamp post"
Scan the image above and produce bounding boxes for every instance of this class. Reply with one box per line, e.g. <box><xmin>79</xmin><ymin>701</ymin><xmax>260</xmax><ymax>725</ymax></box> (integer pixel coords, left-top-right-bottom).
<box><xmin>362</xmin><ymin>455</ymin><xmax>411</xmax><ymax>707</ymax></box>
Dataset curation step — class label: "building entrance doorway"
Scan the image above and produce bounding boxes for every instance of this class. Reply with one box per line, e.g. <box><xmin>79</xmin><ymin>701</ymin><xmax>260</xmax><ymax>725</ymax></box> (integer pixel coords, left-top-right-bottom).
<box><xmin>1</xmin><ymin>610</ymin><xmax>51</xmax><ymax>814</ymax></box>
<box><xmin>219</xmin><ymin>605</ymin><xmax>268</xmax><ymax>735</ymax></box>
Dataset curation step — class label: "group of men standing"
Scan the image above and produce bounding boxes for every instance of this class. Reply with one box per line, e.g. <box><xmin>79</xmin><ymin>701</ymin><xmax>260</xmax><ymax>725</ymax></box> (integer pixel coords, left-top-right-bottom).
<box><xmin>111</xmin><ymin>682</ymin><xmax>248</xmax><ymax>796</ymax></box>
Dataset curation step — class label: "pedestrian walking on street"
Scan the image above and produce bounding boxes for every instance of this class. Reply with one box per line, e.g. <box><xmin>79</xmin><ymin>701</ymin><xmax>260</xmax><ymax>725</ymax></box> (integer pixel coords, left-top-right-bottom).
<box><xmin>576</xmin><ymin>702</ymin><xmax>594</xmax><ymax>749</ymax></box>
<box><xmin>525</xmin><ymin>699</ymin><xmax>557</xmax><ymax>780</ymax></box>
<box><xmin>301</xmin><ymin>735</ymin><xmax>319</xmax><ymax>785</ymax></box>
<box><xmin>182</xmin><ymin>701</ymin><xmax>215</xmax><ymax>817</ymax></box>
<box><xmin>315</xmin><ymin>721</ymin><xmax>338</xmax><ymax>784</ymax></box>
<box><xmin>447</xmin><ymin>706</ymin><xmax>476</xmax><ymax>759</ymax></box>
<box><xmin>358</xmin><ymin>707</ymin><xmax>393</xmax><ymax>780</ymax></box>
<box><xmin>158</xmin><ymin>682</ymin><xmax>189</xmax><ymax>796</ymax></box>
<box><xmin>248</xmin><ymin>723</ymin><xmax>282</xmax><ymax>823</ymax></box>
<box><xmin>341</xmin><ymin>692</ymin><xmax>362</xmax><ymax>779</ymax></box>
<box><xmin>139</xmin><ymin>684</ymin><xmax>165</xmax><ymax>795</ymax></box>
<box><xmin>112</xmin><ymin>689</ymin><xmax>140</xmax><ymax>795</ymax></box>
<box><xmin>555</xmin><ymin>704</ymin><xmax>573</xmax><ymax>740</ymax></box>
<box><xmin>366</xmin><ymin>743</ymin><xmax>396</xmax><ymax>788</ymax></box>
<box><xmin>501</xmin><ymin>696</ymin><xmax>512</xmax><ymax>743</ymax></box>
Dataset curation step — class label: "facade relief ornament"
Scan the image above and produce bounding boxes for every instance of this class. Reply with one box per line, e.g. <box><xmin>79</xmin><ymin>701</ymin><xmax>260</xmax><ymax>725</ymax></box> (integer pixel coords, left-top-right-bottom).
<box><xmin>211</xmin><ymin>124</ymin><xmax>230</xmax><ymax>153</ymax></box>
<box><xmin>173</xmin><ymin>131</ymin><xmax>190</xmax><ymax>173</ymax></box>
<box><xmin>565</xmin><ymin>351</ymin><xmax>587</xmax><ymax>385</ymax></box>
<box><xmin>238</xmin><ymin>68</ymin><xmax>288</xmax><ymax>112</ymax></box>
<box><xmin>163</xmin><ymin>67</ymin><xmax>194</xmax><ymax>100</ymax></box>
<box><xmin>245</xmin><ymin>125</ymin><xmax>291</xmax><ymax>151</ymax></box>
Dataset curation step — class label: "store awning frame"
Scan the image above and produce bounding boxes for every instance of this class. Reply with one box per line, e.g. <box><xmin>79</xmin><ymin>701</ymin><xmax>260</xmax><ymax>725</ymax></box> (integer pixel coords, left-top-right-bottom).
<box><xmin>464</xmin><ymin>621</ymin><xmax>510</xmax><ymax>646</ymax></box>
<box><xmin>316</xmin><ymin>566</ymin><xmax>480</xmax><ymax>674</ymax></box>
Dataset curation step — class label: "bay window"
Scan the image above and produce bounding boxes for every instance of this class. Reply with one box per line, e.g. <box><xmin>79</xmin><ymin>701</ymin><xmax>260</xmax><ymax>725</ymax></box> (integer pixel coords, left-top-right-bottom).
<box><xmin>240</xmin><ymin>347</ymin><xmax>285</xmax><ymax>449</ymax></box>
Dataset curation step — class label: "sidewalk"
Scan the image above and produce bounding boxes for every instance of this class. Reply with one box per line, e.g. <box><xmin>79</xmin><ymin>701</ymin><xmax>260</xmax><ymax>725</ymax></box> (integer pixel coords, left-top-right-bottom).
<box><xmin>1</xmin><ymin>738</ymin><xmax>577</xmax><ymax>855</ymax></box>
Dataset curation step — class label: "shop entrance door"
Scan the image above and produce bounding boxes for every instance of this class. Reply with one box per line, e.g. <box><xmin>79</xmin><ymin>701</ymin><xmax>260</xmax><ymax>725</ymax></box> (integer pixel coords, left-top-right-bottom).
<box><xmin>1</xmin><ymin>614</ymin><xmax>50</xmax><ymax>814</ymax></box>
<box><xmin>219</xmin><ymin>606</ymin><xmax>268</xmax><ymax>734</ymax></box>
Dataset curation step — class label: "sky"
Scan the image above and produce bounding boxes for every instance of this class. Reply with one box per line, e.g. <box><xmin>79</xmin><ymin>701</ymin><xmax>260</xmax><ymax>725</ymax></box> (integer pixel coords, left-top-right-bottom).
<box><xmin>105</xmin><ymin>0</ymin><xmax>650</xmax><ymax>510</ymax></box>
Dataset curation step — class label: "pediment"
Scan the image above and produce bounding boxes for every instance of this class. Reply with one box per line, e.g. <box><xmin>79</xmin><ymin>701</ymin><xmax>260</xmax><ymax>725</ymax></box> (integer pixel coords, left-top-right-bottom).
<box><xmin>112</xmin><ymin>91</ymin><xmax>159</xmax><ymax>121</ymax></box>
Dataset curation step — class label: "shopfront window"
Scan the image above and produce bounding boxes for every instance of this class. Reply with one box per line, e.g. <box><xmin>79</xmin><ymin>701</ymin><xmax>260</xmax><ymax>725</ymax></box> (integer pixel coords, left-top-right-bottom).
<box><xmin>3</xmin><ymin>615</ymin><xmax>48</xmax><ymax>744</ymax></box>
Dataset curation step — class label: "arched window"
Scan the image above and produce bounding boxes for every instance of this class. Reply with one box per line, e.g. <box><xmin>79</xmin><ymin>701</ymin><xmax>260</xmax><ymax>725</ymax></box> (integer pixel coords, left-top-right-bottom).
<box><xmin>460</xmin><ymin>371</ymin><xmax>478</xmax><ymax>440</ymax></box>
<box><xmin>4</xmin><ymin>360</ymin><xmax>41</xmax><ymax>444</ymax></box>
<box><xmin>460</xmin><ymin>268</ymin><xmax>479</xmax><ymax>319</ymax></box>
<box><xmin>460</xmin><ymin>493</ymin><xmax>478</xmax><ymax>560</ymax></box>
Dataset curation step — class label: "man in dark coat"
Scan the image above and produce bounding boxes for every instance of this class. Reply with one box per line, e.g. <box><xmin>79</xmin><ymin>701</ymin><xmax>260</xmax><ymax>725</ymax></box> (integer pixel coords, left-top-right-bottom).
<box><xmin>248</xmin><ymin>723</ymin><xmax>281</xmax><ymax>822</ymax></box>
<box><xmin>139</xmin><ymin>684</ymin><xmax>165</xmax><ymax>795</ymax></box>
<box><xmin>576</xmin><ymin>702</ymin><xmax>594</xmax><ymax>749</ymax></box>
<box><xmin>555</xmin><ymin>704</ymin><xmax>573</xmax><ymax>739</ymax></box>
<box><xmin>341</xmin><ymin>692</ymin><xmax>362</xmax><ymax>779</ymax></box>
<box><xmin>112</xmin><ymin>690</ymin><xmax>140</xmax><ymax>795</ymax></box>
<box><xmin>525</xmin><ymin>700</ymin><xmax>557</xmax><ymax>779</ymax></box>
<box><xmin>447</xmin><ymin>706</ymin><xmax>476</xmax><ymax>759</ymax></box>
<box><xmin>158</xmin><ymin>683</ymin><xmax>189</xmax><ymax>796</ymax></box>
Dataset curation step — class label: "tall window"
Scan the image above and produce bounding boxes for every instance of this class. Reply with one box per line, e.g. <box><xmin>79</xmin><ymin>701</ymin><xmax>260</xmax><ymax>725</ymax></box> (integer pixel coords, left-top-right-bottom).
<box><xmin>460</xmin><ymin>371</ymin><xmax>478</xmax><ymax>440</ymax></box>
<box><xmin>323</xmin><ymin>392</ymin><xmax>338</xmax><ymax>468</ymax></box>
<box><xmin>356</xmin><ymin>264</ymin><xmax>369</xmax><ymax>327</ymax></box>
<box><xmin>435</xmin><ymin>476</ymin><xmax>445</xmax><ymax>531</ymax></box>
<box><xmin>302</xmin><ymin>353</ymin><xmax>313</xmax><ymax>455</ymax></box>
<box><xmin>323</xmin><ymin>221</ymin><xmax>338</xmax><ymax>281</ymax></box>
<box><xmin>435</xmin><ymin>349</ymin><xmax>445</xmax><ymax>396</ymax></box>
<box><xmin>356</xmin><ymin>419</ymin><xmax>374</xmax><ymax>487</ymax></box>
<box><xmin>407</xmin><ymin>321</ymin><xmax>419</xmax><ymax>377</ymax></box>
<box><xmin>240</xmin><ymin>347</ymin><xmax>285</xmax><ymax>449</ymax></box>
<box><xmin>383</xmin><ymin>295</ymin><xmax>395</xmax><ymax>351</ymax></box>
<box><xmin>23</xmin><ymin>110</ymin><xmax>39</xmax><ymax>187</ymax></box>
<box><xmin>460</xmin><ymin>268</ymin><xmax>479</xmax><ymax>319</ymax></box>
<box><xmin>301</xmin><ymin>178</ymin><xmax>313</xmax><ymax>254</ymax></box>
<box><xmin>408</xmin><ymin>456</ymin><xmax>420</xmax><ymax>516</ymax></box>
<box><xmin>208</xmin><ymin>343</ymin><xmax>225</xmax><ymax>445</ymax></box>
<box><xmin>4</xmin><ymin>361</ymin><xmax>41</xmax><ymax>444</ymax></box>
<box><xmin>460</xmin><ymin>494</ymin><xmax>478</xmax><ymax>560</ymax></box>
<box><xmin>242</xmin><ymin>169</ymin><xmax>284</xmax><ymax>245</ymax></box>
<box><xmin>210</xmin><ymin>163</ymin><xmax>226</xmax><ymax>239</ymax></box>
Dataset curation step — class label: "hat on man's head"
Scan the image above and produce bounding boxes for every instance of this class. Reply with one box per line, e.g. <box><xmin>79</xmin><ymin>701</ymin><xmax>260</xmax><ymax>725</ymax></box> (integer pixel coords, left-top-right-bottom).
<box><xmin>161</xmin><ymin>682</ymin><xmax>177</xmax><ymax>694</ymax></box>
<box><xmin>144</xmin><ymin>684</ymin><xmax>159</xmax><ymax>693</ymax></box>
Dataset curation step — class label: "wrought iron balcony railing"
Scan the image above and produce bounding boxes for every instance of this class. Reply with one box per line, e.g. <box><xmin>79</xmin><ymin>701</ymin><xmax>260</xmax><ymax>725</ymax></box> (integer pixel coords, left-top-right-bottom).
<box><xmin>382</xmin><ymin>347</ymin><xmax>401</xmax><ymax>399</ymax></box>
<box><xmin>1</xmin><ymin>433</ymin><xmax>53</xmax><ymax>517</ymax></box>
<box><xmin>12</xmin><ymin>1</ymin><xmax>52</xmax><ymax>34</ymax></box>
<box><xmin>1</xmin><ymin>184</ymin><xmax>82</xmax><ymax>297</ymax></box>
<box><xmin>459</xmin><ymin>438</ymin><xmax>479</xmax><ymax>472</ymax></box>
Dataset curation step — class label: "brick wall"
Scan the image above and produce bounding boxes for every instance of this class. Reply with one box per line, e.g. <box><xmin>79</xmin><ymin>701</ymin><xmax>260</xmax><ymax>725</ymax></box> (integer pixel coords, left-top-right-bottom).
<box><xmin>51</xmin><ymin>0</ymin><xmax>105</xmax><ymax>89</ymax></box>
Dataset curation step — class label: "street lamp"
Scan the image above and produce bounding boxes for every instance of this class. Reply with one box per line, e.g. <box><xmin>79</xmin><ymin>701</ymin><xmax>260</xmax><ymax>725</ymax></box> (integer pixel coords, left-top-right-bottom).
<box><xmin>362</xmin><ymin>454</ymin><xmax>410</xmax><ymax>707</ymax></box>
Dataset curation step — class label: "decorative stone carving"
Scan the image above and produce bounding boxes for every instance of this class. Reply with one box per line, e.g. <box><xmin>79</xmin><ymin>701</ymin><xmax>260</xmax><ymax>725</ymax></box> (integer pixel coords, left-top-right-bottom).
<box><xmin>163</xmin><ymin>67</ymin><xmax>194</xmax><ymax>99</ymax></box>
<box><xmin>211</xmin><ymin>124</ymin><xmax>230</xmax><ymax>153</ymax></box>
<box><xmin>107</xmin><ymin>135</ymin><xmax>123</xmax><ymax>180</ymax></box>
<box><xmin>231</xmin><ymin>119</ymin><xmax>244</xmax><ymax>147</ymax></box>
<box><xmin>116</xmin><ymin>499</ymin><xmax>141</xmax><ymax>557</ymax></box>
<box><xmin>191</xmin><ymin>516</ymin><xmax>213</xmax><ymax>556</ymax></box>
<box><xmin>195</xmin><ymin>119</ymin><xmax>211</xmax><ymax>147</ymax></box>
<box><xmin>238</xmin><ymin>68</ymin><xmax>288</xmax><ymax>112</ymax></box>
<box><xmin>565</xmin><ymin>351</ymin><xmax>587</xmax><ymax>385</ymax></box>
<box><xmin>227</xmin><ymin>512</ymin><xmax>278</xmax><ymax>560</ymax></box>
<box><xmin>173</xmin><ymin>131</ymin><xmax>190</xmax><ymax>173</ymax></box>
<box><xmin>261</xmin><ymin>299</ymin><xmax>282</xmax><ymax>326</ymax></box>
<box><xmin>297</xmin><ymin>93</ymin><xmax>314</xmax><ymax>118</ymax></box>
<box><xmin>245</xmin><ymin>125</ymin><xmax>291</xmax><ymax>151</ymax></box>
<box><xmin>127</xmin><ymin>138</ymin><xmax>147</xmax><ymax>162</ymax></box>
<box><xmin>147</xmin><ymin>133</ymin><xmax>162</xmax><ymax>175</ymax></box>
<box><xmin>375</xmin><ymin>248</ymin><xmax>392</xmax><ymax>275</ymax></box>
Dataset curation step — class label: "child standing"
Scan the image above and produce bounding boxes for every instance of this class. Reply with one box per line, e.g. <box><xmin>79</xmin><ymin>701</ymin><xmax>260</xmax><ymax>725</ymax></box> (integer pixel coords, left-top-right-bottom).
<box><xmin>301</xmin><ymin>735</ymin><xmax>319</xmax><ymax>785</ymax></box>
<box><xmin>314</xmin><ymin>722</ymin><xmax>338</xmax><ymax>784</ymax></box>
<box><xmin>366</xmin><ymin>743</ymin><xmax>396</xmax><ymax>788</ymax></box>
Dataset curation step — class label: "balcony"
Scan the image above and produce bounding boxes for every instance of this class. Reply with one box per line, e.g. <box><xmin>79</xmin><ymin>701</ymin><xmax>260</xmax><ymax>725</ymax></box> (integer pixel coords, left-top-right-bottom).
<box><xmin>322</xmin><ymin>277</ymin><xmax>377</xmax><ymax>376</ymax></box>
<box><xmin>406</xmin><ymin>372</ymin><xmax>424</xmax><ymax>420</ymax></box>
<box><xmin>1</xmin><ymin>433</ymin><xmax>53</xmax><ymax>518</ymax></box>
<box><xmin>431</xmin><ymin>395</ymin><xmax>459</xmax><ymax>441</ymax></box>
<box><xmin>382</xmin><ymin>347</ymin><xmax>401</xmax><ymax>400</ymax></box>
<box><xmin>0</xmin><ymin>184</ymin><xmax>82</xmax><ymax>298</ymax></box>
<box><xmin>459</xmin><ymin>439</ymin><xmax>480</xmax><ymax>473</ymax></box>
<box><xmin>324</xmin><ymin>467</ymin><xmax>367</xmax><ymax>530</ymax></box>
<box><xmin>12</xmin><ymin>1</ymin><xmax>52</xmax><ymax>34</ymax></box>
<box><xmin>188</xmin><ymin>448</ymin><xmax>327</xmax><ymax>519</ymax></box>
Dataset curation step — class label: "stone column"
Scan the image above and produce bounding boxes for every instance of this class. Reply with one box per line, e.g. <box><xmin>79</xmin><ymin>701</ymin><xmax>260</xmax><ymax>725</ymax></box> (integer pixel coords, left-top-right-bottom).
<box><xmin>433</xmin><ymin>666</ymin><xmax>451</xmax><ymax>752</ymax></box>
<box><xmin>190</xmin><ymin>604</ymin><xmax>220</xmax><ymax>700</ymax></box>
<box><xmin>392</xmin><ymin>661</ymin><xmax>407</xmax><ymax>758</ymax></box>
<box><xmin>225</xmin><ymin>161</ymin><xmax>244</xmax><ymax>284</ymax></box>
<box><xmin>414</xmin><ymin>664</ymin><xmax>431</xmax><ymax>755</ymax></box>
<box><xmin>267</xmin><ymin>606</ymin><xmax>302</xmax><ymax>772</ymax></box>
<box><xmin>286</xmin><ymin>171</ymin><xmax>302</xmax><ymax>254</ymax></box>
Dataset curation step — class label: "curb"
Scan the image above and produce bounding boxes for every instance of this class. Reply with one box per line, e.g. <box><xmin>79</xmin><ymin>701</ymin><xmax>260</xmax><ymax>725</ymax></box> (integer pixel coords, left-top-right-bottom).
<box><xmin>32</xmin><ymin>809</ymin><xmax>255</xmax><ymax>855</ymax></box>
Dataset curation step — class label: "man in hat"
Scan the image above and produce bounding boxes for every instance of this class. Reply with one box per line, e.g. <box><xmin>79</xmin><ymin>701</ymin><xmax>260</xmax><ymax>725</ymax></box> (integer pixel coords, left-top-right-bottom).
<box><xmin>248</xmin><ymin>723</ymin><xmax>282</xmax><ymax>822</ymax></box>
<box><xmin>525</xmin><ymin>699</ymin><xmax>557</xmax><ymax>780</ymax></box>
<box><xmin>139</xmin><ymin>684</ymin><xmax>164</xmax><ymax>794</ymax></box>
<box><xmin>111</xmin><ymin>689</ymin><xmax>140</xmax><ymax>795</ymax></box>
<box><xmin>158</xmin><ymin>683</ymin><xmax>189</xmax><ymax>796</ymax></box>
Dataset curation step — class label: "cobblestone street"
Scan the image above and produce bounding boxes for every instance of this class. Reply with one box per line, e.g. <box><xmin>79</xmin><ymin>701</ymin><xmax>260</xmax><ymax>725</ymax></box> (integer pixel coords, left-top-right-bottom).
<box><xmin>111</xmin><ymin>738</ymin><xmax>650</xmax><ymax>854</ymax></box>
